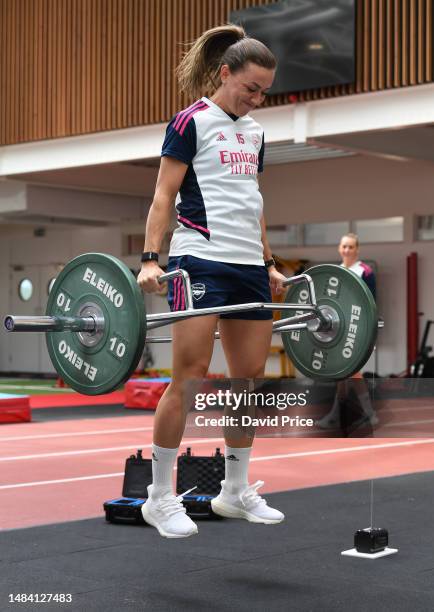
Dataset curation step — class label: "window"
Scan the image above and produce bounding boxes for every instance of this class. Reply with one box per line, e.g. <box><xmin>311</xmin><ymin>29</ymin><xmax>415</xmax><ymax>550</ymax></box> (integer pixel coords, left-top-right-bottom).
<box><xmin>416</xmin><ymin>215</ymin><xmax>434</xmax><ymax>241</ymax></box>
<box><xmin>267</xmin><ymin>225</ymin><xmax>299</xmax><ymax>247</ymax></box>
<box><xmin>18</xmin><ymin>279</ymin><xmax>33</xmax><ymax>302</ymax></box>
<box><xmin>354</xmin><ymin>217</ymin><xmax>403</xmax><ymax>243</ymax></box>
<box><xmin>304</xmin><ymin>222</ymin><xmax>350</xmax><ymax>246</ymax></box>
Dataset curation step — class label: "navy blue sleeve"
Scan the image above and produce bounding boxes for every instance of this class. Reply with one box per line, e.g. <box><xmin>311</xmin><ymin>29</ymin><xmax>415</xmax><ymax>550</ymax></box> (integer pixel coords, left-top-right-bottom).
<box><xmin>161</xmin><ymin>114</ymin><xmax>196</xmax><ymax>165</ymax></box>
<box><xmin>258</xmin><ymin>133</ymin><xmax>265</xmax><ymax>173</ymax></box>
<box><xmin>362</xmin><ymin>270</ymin><xmax>376</xmax><ymax>301</ymax></box>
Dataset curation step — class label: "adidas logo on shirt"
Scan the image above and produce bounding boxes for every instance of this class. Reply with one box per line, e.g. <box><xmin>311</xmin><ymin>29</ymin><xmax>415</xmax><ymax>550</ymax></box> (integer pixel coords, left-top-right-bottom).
<box><xmin>216</xmin><ymin>132</ymin><xmax>227</xmax><ymax>141</ymax></box>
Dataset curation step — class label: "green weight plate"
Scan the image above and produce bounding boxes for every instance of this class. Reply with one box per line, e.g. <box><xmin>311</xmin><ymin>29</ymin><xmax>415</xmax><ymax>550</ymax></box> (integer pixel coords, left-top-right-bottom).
<box><xmin>46</xmin><ymin>253</ymin><xmax>146</xmax><ymax>395</ymax></box>
<box><xmin>281</xmin><ymin>264</ymin><xmax>377</xmax><ymax>380</ymax></box>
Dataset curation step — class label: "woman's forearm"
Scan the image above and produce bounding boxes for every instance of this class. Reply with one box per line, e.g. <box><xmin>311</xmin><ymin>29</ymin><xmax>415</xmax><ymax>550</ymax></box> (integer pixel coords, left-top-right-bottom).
<box><xmin>143</xmin><ymin>195</ymin><xmax>173</xmax><ymax>253</ymax></box>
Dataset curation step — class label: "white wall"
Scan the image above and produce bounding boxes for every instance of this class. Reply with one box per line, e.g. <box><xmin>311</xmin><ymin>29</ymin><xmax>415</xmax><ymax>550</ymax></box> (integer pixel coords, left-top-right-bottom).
<box><xmin>0</xmin><ymin>220</ymin><xmax>426</xmax><ymax>378</ymax></box>
<box><xmin>0</xmin><ymin>238</ymin><xmax>10</xmax><ymax>372</ymax></box>
<box><xmin>259</xmin><ymin>154</ymin><xmax>434</xmax><ymax>224</ymax></box>
<box><xmin>0</xmin><ymin>223</ymin><xmax>272</xmax><ymax>377</ymax></box>
<box><xmin>1</xmin><ymin>152</ymin><xmax>434</xmax><ymax>377</ymax></box>
<box><xmin>257</xmin><ymin>154</ymin><xmax>434</xmax><ymax>376</ymax></box>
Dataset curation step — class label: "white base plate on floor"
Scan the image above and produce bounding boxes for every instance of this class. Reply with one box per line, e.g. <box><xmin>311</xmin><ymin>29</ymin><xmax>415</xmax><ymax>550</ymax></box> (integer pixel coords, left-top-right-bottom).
<box><xmin>341</xmin><ymin>547</ymin><xmax>398</xmax><ymax>559</ymax></box>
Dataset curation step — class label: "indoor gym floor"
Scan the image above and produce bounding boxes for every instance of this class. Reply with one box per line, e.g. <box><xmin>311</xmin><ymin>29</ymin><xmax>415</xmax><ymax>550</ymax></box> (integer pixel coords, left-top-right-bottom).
<box><xmin>1</xmin><ymin>397</ymin><xmax>434</xmax><ymax>611</ymax></box>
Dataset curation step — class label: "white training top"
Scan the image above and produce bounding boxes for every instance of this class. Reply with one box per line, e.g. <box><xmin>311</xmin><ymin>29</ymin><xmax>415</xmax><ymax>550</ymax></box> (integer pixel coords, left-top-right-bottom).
<box><xmin>341</xmin><ymin>260</ymin><xmax>376</xmax><ymax>298</ymax></box>
<box><xmin>161</xmin><ymin>97</ymin><xmax>265</xmax><ymax>265</ymax></box>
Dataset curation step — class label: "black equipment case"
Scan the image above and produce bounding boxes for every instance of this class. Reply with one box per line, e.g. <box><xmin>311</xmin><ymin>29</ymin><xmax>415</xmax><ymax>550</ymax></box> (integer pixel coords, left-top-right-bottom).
<box><xmin>177</xmin><ymin>447</ymin><xmax>225</xmax><ymax>519</ymax></box>
<box><xmin>103</xmin><ymin>449</ymin><xmax>152</xmax><ymax>524</ymax></box>
<box><xmin>104</xmin><ymin>447</ymin><xmax>225</xmax><ymax>524</ymax></box>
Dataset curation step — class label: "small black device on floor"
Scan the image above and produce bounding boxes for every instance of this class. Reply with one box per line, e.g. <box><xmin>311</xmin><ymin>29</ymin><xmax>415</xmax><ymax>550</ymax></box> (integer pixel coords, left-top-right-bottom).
<box><xmin>103</xmin><ymin>447</ymin><xmax>225</xmax><ymax>524</ymax></box>
<box><xmin>354</xmin><ymin>527</ymin><xmax>389</xmax><ymax>554</ymax></box>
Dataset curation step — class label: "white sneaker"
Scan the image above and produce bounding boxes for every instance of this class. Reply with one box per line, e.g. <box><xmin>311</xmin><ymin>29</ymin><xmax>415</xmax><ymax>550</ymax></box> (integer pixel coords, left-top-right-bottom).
<box><xmin>211</xmin><ymin>480</ymin><xmax>284</xmax><ymax>524</ymax></box>
<box><xmin>141</xmin><ymin>485</ymin><xmax>198</xmax><ymax>538</ymax></box>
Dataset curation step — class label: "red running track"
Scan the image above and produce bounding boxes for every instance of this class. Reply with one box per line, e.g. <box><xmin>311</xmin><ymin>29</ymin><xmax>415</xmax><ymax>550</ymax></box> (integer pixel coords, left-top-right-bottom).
<box><xmin>1</xmin><ymin>410</ymin><xmax>434</xmax><ymax>530</ymax></box>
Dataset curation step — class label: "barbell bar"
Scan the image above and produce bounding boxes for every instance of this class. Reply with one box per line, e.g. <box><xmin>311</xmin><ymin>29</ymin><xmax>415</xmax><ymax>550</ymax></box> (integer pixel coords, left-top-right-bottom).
<box><xmin>3</xmin><ymin>252</ymin><xmax>379</xmax><ymax>394</ymax></box>
<box><xmin>4</xmin><ymin>315</ymin><xmax>96</xmax><ymax>333</ymax></box>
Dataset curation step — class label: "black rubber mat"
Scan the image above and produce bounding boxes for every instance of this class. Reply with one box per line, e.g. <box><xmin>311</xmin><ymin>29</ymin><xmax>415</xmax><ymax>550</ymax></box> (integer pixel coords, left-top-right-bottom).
<box><xmin>1</xmin><ymin>472</ymin><xmax>434</xmax><ymax>611</ymax></box>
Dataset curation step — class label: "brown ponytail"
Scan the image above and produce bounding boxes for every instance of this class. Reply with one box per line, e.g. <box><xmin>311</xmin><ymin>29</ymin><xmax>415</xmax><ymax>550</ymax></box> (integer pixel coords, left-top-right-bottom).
<box><xmin>176</xmin><ymin>24</ymin><xmax>276</xmax><ymax>99</ymax></box>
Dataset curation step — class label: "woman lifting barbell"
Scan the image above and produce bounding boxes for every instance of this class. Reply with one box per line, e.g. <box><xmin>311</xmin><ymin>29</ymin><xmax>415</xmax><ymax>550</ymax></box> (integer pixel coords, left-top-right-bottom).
<box><xmin>137</xmin><ymin>24</ymin><xmax>286</xmax><ymax>538</ymax></box>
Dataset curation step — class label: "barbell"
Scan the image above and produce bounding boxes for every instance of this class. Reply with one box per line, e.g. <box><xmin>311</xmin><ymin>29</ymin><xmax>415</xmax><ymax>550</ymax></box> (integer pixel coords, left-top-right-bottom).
<box><xmin>3</xmin><ymin>252</ymin><xmax>379</xmax><ymax>394</ymax></box>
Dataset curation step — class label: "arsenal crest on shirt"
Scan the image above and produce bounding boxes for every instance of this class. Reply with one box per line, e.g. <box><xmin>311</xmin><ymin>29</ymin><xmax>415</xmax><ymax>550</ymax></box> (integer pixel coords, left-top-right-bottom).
<box><xmin>251</xmin><ymin>133</ymin><xmax>261</xmax><ymax>149</ymax></box>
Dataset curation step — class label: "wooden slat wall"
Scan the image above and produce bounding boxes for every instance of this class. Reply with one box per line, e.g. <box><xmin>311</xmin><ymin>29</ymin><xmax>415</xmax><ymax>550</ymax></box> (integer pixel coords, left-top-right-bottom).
<box><xmin>0</xmin><ymin>0</ymin><xmax>433</xmax><ymax>146</ymax></box>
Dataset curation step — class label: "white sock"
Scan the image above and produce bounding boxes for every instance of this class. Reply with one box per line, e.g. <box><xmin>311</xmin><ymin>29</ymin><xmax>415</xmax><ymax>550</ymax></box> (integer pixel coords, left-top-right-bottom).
<box><xmin>224</xmin><ymin>445</ymin><xmax>252</xmax><ymax>491</ymax></box>
<box><xmin>151</xmin><ymin>444</ymin><xmax>178</xmax><ymax>496</ymax></box>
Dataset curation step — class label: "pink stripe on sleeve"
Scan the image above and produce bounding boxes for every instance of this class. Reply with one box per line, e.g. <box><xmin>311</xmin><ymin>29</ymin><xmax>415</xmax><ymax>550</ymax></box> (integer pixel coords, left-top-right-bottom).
<box><xmin>173</xmin><ymin>100</ymin><xmax>204</xmax><ymax>131</ymax></box>
<box><xmin>178</xmin><ymin>101</ymin><xmax>208</xmax><ymax>136</ymax></box>
<box><xmin>360</xmin><ymin>262</ymin><xmax>373</xmax><ymax>275</ymax></box>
